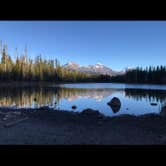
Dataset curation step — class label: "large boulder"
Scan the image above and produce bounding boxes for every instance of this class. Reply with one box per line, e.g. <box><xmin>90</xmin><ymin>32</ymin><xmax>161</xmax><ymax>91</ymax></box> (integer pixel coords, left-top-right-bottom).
<box><xmin>107</xmin><ymin>97</ymin><xmax>121</xmax><ymax>113</ymax></box>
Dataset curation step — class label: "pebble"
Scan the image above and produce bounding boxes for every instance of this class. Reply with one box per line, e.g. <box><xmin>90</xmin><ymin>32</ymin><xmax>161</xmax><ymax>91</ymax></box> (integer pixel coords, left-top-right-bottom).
<box><xmin>2</xmin><ymin>117</ymin><xmax>8</xmax><ymax>121</ymax></box>
<box><xmin>71</xmin><ymin>106</ymin><xmax>77</xmax><ymax>109</ymax></box>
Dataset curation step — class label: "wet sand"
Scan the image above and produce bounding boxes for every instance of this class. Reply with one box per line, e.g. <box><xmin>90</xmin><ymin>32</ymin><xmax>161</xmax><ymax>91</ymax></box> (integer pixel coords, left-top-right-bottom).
<box><xmin>0</xmin><ymin>108</ymin><xmax>166</xmax><ymax>144</ymax></box>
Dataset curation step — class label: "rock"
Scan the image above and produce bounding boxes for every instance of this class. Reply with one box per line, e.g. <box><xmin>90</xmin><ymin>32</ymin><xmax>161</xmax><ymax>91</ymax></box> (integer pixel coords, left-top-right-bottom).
<box><xmin>107</xmin><ymin>97</ymin><xmax>121</xmax><ymax>113</ymax></box>
<box><xmin>107</xmin><ymin>97</ymin><xmax>121</xmax><ymax>106</ymax></box>
<box><xmin>81</xmin><ymin>108</ymin><xmax>99</xmax><ymax>115</ymax></box>
<box><xmin>2</xmin><ymin>117</ymin><xmax>8</xmax><ymax>121</ymax></box>
<box><xmin>150</xmin><ymin>103</ymin><xmax>157</xmax><ymax>106</ymax></box>
<box><xmin>71</xmin><ymin>105</ymin><xmax>77</xmax><ymax>109</ymax></box>
<box><xmin>81</xmin><ymin>108</ymin><xmax>105</xmax><ymax>118</ymax></box>
<box><xmin>40</xmin><ymin>106</ymin><xmax>50</xmax><ymax>110</ymax></box>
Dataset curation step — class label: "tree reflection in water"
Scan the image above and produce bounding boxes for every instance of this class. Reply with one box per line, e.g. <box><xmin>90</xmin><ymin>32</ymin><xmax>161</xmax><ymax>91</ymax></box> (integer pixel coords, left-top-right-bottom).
<box><xmin>125</xmin><ymin>88</ymin><xmax>166</xmax><ymax>104</ymax></box>
<box><xmin>0</xmin><ymin>86</ymin><xmax>121</xmax><ymax>107</ymax></box>
<box><xmin>0</xmin><ymin>85</ymin><xmax>165</xmax><ymax>110</ymax></box>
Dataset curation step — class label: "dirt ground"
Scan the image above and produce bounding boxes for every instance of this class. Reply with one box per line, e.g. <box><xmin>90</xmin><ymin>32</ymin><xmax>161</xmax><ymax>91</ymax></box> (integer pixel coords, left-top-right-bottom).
<box><xmin>0</xmin><ymin>108</ymin><xmax>166</xmax><ymax>144</ymax></box>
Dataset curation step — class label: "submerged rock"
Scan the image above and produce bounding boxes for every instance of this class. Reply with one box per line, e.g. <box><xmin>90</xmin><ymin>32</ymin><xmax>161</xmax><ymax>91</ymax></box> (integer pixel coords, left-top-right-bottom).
<box><xmin>107</xmin><ymin>97</ymin><xmax>121</xmax><ymax>113</ymax></box>
<box><xmin>150</xmin><ymin>103</ymin><xmax>158</xmax><ymax>106</ymax></box>
<box><xmin>71</xmin><ymin>105</ymin><xmax>77</xmax><ymax>110</ymax></box>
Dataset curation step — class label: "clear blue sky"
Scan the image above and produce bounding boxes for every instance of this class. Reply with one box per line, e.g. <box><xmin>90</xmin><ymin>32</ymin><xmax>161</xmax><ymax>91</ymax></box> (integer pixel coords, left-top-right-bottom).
<box><xmin>0</xmin><ymin>21</ymin><xmax>166</xmax><ymax>71</ymax></box>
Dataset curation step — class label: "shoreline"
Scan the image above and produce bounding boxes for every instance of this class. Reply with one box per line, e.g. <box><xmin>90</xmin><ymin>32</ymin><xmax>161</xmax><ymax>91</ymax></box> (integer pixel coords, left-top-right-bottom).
<box><xmin>0</xmin><ymin>81</ymin><xmax>166</xmax><ymax>87</ymax></box>
<box><xmin>0</xmin><ymin>107</ymin><xmax>166</xmax><ymax>144</ymax></box>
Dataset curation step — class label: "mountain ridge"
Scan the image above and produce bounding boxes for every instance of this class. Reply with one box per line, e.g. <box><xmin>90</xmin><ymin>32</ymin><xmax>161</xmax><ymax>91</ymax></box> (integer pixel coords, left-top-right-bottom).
<box><xmin>63</xmin><ymin>62</ymin><xmax>124</xmax><ymax>76</ymax></box>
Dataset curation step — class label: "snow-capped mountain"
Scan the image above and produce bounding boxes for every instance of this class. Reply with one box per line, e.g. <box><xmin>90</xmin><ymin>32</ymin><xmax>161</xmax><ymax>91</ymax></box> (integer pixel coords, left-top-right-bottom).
<box><xmin>64</xmin><ymin>61</ymin><xmax>80</xmax><ymax>69</ymax></box>
<box><xmin>63</xmin><ymin>62</ymin><xmax>124</xmax><ymax>76</ymax></box>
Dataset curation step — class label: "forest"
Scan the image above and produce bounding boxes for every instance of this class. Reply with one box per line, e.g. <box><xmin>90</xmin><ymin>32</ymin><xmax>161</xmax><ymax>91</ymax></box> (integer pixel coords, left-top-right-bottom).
<box><xmin>0</xmin><ymin>42</ymin><xmax>165</xmax><ymax>84</ymax></box>
<box><xmin>110</xmin><ymin>66</ymin><xmax>166</xmax><ymax>84</ymax></box>
<box><xmin>0</xmin><ymin>42</ymin><xmax>110</xmax><ymax>82</ymax></box>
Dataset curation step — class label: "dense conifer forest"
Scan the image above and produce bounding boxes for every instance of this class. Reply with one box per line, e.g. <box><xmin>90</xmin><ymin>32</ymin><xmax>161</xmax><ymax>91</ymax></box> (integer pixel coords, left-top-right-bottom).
<box><xmin>0</xmin><ymin>42</ymin><xmax>165</xmax><ymax>84</ymax></box>
<box><xmin>111</xmin><ymin>66</ymin><xmax>166</xmax><ymax>84</ymax></box>
<box><xmin>0</xmin><ymin>42</ymin><xmax>110</xmax><ymax>82</ymax></box>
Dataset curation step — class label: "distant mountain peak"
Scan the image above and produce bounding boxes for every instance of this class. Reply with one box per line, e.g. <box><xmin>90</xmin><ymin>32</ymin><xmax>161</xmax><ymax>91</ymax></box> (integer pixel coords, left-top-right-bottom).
<box><xmin>64</xmin><ymin>62</ymin><xmax>124</xmax><ymax>76</ymax></box>
<box><xmin>94</xmin><ymin>63</ymin><xmax>105</xmax><ymax>68</ymax></box>
<box><xmin>64</xmin><ymin>61</ymin><xmax>80</xmax><ymax>68</ymax></box>
<box><xmin>67</xmin><ymin>61</ymin><xmax>79</xmax><ymax>65</ymax></box>
<box><xmin>95</xmin><ymin>62</ymin><xmax>104</xmax><ymax>66</ymax></box>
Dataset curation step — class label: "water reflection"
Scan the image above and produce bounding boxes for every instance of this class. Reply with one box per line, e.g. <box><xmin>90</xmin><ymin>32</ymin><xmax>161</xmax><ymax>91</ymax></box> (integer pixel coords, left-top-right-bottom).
<box><xmin>0</xmin><ymin>84</ymin><xmax>165</xmax><ymax>116</ymax></box>
<box><xmin>0</xmin><ymin>86</ymin><xmax>60</xmax><ymax>108</ymax></box>
<box><xmin>125</xmin><ymin>88</ymin><xmax>166</xmax><ymax>104</ymax></box>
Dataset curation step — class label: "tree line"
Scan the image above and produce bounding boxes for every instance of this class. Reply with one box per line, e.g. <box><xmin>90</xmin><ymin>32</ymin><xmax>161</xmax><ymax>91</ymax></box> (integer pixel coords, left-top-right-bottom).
<box><xmin>0</xmin><ymin>42</ymin><xmax>110</xmax><ymax>82</ymax></box>
<box><xmin>1</xmin><ymin>42</ymin><xmax>164</xmax><ymax>84</ymax></box>
<box><xmin>110</xmin><ymin>66</ymin><xmax>166</xmax><ymax>84</ymax></box>
<box><xmin>125</xmin><ymin>88</ymin><xmax>166</xmax><ymax>103</ymax></box>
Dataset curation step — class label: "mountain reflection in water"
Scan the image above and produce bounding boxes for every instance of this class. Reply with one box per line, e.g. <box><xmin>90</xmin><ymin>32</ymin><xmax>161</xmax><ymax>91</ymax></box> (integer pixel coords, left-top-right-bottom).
<box><xmin>0</xmin><ymin>86</ymin><xmax>122</xmax><ymax>107</ymax></box>
<box><xmin>0</xmin><ymin>84</ymin><xmax>165</xmax><ymax>116</ymax></box>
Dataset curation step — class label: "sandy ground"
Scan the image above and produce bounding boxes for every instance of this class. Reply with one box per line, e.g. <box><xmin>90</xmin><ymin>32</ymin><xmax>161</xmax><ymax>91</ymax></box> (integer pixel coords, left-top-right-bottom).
<box><xmin>0</xmin><ymin>108</ymin><xmax>166</xmax><ymax>145</ymax></box>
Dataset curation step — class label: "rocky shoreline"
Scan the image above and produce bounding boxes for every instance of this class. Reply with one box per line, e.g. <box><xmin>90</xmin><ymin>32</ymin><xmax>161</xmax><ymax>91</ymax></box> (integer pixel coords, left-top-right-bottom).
<box><xmin>0</xmin><ymin>107</ymin><xmax>166</xmax><ymax>144</ymax></box>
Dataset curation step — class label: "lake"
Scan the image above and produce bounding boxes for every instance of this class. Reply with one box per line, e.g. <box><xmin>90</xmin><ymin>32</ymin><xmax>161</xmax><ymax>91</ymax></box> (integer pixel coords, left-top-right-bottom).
<box><xmin>0</xmin><ymin>83</ymin><xmax>166</xmax><ymax>117</ymax></box>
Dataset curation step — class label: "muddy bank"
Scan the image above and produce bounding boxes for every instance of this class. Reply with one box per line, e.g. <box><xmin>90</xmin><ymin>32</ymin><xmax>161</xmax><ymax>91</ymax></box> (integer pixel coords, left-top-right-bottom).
<box><xmin>0</xmin><ymin>107</ymin><xmax>166</xmax><ymax>144</ymax></box>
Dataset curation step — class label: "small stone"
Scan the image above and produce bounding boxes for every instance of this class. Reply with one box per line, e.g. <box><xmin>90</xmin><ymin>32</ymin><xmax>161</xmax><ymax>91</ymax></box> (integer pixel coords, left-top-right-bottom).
<box><xmin>71</xmin><ymin>105</ymin><xmax>77</xmax><ymax>110</ymax></box>
<box><xmin>150</xmin><ymin>103</ymin><xmax>157</xmax><ymax>106</ymax></box>
<box><xmin>2</xmin><ymin>117</ymin><xmax>8</xmax><ymax>121</ymax></box>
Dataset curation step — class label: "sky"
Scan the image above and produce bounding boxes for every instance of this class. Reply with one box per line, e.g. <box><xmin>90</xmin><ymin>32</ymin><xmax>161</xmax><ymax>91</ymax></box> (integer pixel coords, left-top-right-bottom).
<box><xmin>0</xmin><ymin>21</ymin><xmax>166</xmax><ymax>71</ymax></box>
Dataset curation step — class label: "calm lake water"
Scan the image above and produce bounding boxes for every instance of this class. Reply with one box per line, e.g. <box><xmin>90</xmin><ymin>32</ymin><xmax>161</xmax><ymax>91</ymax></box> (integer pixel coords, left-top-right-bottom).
<box><xmin>0</xmin><ymin>83</ymin><xmax>166</xmax><ymax>117</ymax></box>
